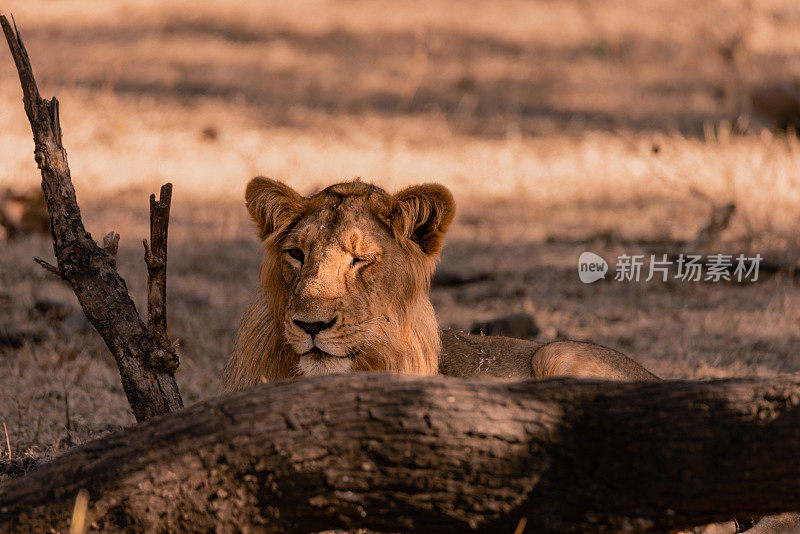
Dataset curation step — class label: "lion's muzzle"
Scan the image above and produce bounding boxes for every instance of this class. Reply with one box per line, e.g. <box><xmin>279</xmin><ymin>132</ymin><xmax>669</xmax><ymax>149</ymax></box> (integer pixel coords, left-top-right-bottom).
<box><xmin>292</xmin><ymin>317</ymin><xmax>337</xmax><ymax>336</ymax></box>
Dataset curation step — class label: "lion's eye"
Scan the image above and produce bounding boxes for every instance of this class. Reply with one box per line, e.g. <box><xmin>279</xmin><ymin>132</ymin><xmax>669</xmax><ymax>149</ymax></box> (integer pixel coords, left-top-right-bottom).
<box><xmin>351</xmin><ymin>256</ymin><xmax>371</xmax><ymax>268</ymax></box>
<box><xmin>286</xmin><ymin>249</ymin><xmax>304</xmax><ymax>263</ymax></box>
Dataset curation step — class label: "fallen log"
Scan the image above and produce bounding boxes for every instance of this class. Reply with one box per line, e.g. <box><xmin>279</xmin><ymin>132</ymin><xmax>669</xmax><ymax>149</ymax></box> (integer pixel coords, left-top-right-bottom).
<box><xmin>1</xmin><ymin>375</ymin><xmax>799</xmax><ymax>533</ymax></box>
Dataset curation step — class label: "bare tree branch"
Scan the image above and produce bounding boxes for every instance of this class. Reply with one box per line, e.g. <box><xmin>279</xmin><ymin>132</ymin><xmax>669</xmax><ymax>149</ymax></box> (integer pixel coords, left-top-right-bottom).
<box><xmin>143</xmin><ymin>183</ymin><xmax>178</xmax><ymax>371</ymax></box>
<box><xmin>1</xmin><ymin>14</ymin><xmax>182</xmax><ymax>421</ymax></box>
<box><xmin>144</xmin><ymin>184</ymin><xmax>171</xmax><ymax>342</ymax></box>
<box><xmin>33</xmin><ymin>256</ymin><xmax>63</xmax><ymax>278</ymax></box>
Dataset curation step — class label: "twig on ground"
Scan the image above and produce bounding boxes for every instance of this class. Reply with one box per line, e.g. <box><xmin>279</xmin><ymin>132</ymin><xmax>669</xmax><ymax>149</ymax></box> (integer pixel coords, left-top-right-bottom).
<box><xmin>2</xmin><ymin>422</ymin><xmax>10</xmax><ymax>460</ymax></box>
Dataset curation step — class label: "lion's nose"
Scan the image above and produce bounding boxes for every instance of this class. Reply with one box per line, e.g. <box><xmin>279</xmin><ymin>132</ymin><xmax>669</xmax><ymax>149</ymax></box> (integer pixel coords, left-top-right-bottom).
<box><xmin>293</xmin><ymin>317</ymin><xmax>337</xmax><ymax>336</ymax></box>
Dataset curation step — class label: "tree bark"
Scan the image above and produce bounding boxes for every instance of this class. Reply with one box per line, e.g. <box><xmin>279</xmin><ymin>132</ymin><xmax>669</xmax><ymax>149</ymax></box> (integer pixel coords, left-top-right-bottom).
<box><xmin>144</xmin><ymin>183</ymin><xmax>172</xmax><ymax>346</ymax></box>
<box><xmin>143</xmin><ymin>184</ymin><xmax>179</xmax><ymax>372</ymax></box>
<box><xmin>1</xmin><ymin>375</ymin><xmax>799</xmax><ymax>533</ymax></box>
<box><xmin>1</xmin><ymin>15</ymin><xmax>182</xmax><ymax>421</ymax></box>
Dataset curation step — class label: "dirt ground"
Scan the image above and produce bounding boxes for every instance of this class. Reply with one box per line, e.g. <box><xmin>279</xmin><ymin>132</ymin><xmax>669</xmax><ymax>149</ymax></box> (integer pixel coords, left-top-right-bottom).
<box><xmin>1</xmin><ymin>1</ymin><xmax>799</xmax><ymax>529</ymax></box>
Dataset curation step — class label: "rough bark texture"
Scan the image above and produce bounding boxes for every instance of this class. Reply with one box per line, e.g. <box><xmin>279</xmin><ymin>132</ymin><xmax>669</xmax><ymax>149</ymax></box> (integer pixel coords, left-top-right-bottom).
<box><xmin>1</xmin><ymin>15</ymin><xmax>182</xmax><ymax>421</ymax></box>
<box><xmin>143</xmin><ymin>183</ymin><xmax>179</xmax><ymax>372</ymax></box>
<box><xmin>2</xmin><ymin>375</ymin><xmax>800</xmax><ymax>533</ymax></box>
<box><xmin>144</xmin><ymin>184</ymin><xmax>171</xmax><ymax>344</ymax></box>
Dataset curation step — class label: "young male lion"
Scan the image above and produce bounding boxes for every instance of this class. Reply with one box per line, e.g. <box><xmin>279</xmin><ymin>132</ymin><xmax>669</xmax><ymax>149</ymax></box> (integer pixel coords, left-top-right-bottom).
<box><xmin>222</xmin><ymin>178</ymin><xmax>656</xmax><ymax>391</ymax></box>
<box><xmin>223</xmin><ymin>177</ymin><xmax>794</xmax><ymax>533</ymax></box>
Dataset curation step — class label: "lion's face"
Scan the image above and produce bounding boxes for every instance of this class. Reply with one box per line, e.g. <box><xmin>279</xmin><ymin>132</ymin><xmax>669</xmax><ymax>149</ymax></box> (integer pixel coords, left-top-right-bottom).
<box><xmin>229</xmin><ymin>178</ymin><xmax>455</xmax><ymax>382</ymax></box>
<box><xmin>279</xmin><ymin>194</ymin><xmax>421</xmax><ymax>375</ymax></box>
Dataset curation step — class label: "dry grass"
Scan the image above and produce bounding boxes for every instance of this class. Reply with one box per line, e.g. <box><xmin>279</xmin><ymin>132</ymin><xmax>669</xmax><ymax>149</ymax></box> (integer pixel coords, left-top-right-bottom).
<box><xmin>0</xmin><ymin>3</ymin><xmax>798</xmax><ymax>521</ymax></box>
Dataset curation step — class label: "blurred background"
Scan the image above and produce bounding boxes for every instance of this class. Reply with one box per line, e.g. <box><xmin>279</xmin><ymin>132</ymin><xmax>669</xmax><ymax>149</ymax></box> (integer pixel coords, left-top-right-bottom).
<box><xmin>1</xmin><ymin>0</ymin><xmax>799</xmax><ymax>485</ymax></box>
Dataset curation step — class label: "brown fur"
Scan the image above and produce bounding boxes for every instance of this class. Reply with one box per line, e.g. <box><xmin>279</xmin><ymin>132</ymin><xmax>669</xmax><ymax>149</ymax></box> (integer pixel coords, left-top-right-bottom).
<box><xmin>222</xmin><ymin>178</ymin><xmax>453</xmax><ymax>391</ymax></box>
<box><xmin>223</xmin><ymin>178</ymin><xmax>658</xmax><ymax>393</ymax></box>
<box><xmin>531</xmin><ymin>341</ymin><xmax>658</xmax><ymax>381</ymax></box>
<box><xmin>438</xmin><ymin>330</ymin><xmax>658</xmax><ymax>381</ymax></box>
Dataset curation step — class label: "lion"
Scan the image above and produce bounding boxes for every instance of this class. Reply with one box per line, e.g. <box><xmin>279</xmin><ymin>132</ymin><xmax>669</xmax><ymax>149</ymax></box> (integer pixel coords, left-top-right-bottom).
<box><xmin>222</xmin><ymin>177</ymin><xmax>794</xmax><ymax>533</ymax></box>
<box><xmin>222</xmin><ymin>177</ymin><xmax>656</xmax><ymax>392</ymax></box>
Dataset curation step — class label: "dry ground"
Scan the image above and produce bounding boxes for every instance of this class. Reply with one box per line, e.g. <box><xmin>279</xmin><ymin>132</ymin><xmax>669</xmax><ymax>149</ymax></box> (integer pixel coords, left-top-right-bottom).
<box><xmin>0</xmin><ymin>1</ymin><xmax>799</xmax><ymax>528</ymax></box>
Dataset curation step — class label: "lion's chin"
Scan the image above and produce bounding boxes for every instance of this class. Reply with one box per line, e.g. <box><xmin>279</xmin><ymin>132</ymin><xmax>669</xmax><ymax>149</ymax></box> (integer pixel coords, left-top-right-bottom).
<box><xmin>297</xmin><ymin>351</ymin><xmax>354</xmax><ymax>377</ymax></box>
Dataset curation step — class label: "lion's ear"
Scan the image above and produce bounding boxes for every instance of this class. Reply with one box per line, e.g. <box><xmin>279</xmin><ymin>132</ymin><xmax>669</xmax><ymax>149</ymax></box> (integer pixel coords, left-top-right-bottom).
<box><xmin>390</xmin><ymin>184</ymin><xmax>455</xmax><ymax>255</ymax></box>
<box><xmin>245</xmin><ymin>177</ymin><xmax>304</xmax><ymax>240</ymax></box>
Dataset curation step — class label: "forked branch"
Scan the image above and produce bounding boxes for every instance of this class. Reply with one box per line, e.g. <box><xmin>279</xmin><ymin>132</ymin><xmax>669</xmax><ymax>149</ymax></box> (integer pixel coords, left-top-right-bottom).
<box><xmin>1</xmin><ymin>14</ymin><xmax>182</xmax><ymax>421</ymax></box>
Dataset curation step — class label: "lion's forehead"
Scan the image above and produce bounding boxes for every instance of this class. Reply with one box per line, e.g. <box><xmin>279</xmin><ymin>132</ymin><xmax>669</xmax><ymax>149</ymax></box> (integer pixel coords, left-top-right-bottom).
<box><xmin>289</xmin><ymin>199</ymin><xmax>392</xmax><ymax>255</ymax></box>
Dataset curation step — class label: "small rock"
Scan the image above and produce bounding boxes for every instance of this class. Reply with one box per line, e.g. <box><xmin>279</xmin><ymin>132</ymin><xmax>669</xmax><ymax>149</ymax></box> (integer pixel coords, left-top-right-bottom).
<box><xmin>751</xmin><ymin>340</ymin><xmax>772</xmax><ymax>352</ymax></box>
<box><xmin>469</xmin><ymin>312</ymin><xmax>540</xmax><ymax>339</ymax></box>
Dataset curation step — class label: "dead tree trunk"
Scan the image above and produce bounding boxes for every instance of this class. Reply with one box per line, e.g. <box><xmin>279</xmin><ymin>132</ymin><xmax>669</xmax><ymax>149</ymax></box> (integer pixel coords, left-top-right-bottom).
<box><xmin>1</xmin><ymin>15</ymin><xmax>182</xmax><ymax>421</ymax></box>
<box><xmin>1</xmin><ymin>375</ymin><xmax>800</xmax><ymax>533</ymax></box>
